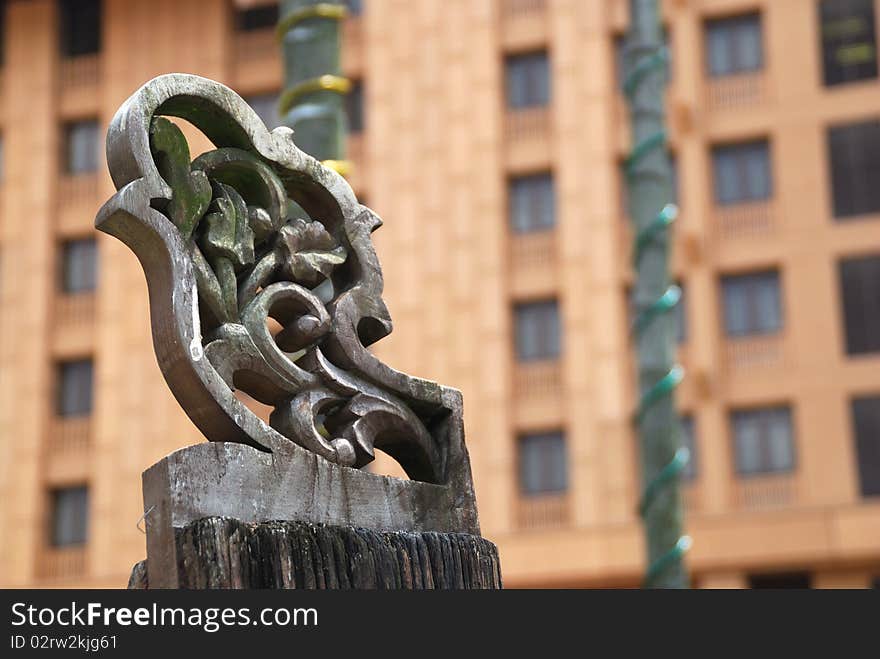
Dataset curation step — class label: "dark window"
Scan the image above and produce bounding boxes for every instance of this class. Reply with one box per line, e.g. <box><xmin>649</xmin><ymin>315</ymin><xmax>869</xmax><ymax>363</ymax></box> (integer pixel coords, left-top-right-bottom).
<box><xmin>57</xmin><ymin>359</ymin><xmax>93</xmax><ymax>417</ymax></box>
<box><xmin>58</xmin><ymin>0</ymin><xmax>101</xmax><ymax>57</ymax></box>
<box><xmin>839</xmin><ymin>254</ymin><xmax>880</xmax><ymax>354</ymax></box>
<box><xmin>63</xmin><ymin>120</ymin><xmax>99</xmax><ymax>174</ymax></box>
<box><xmin>852</xmin><ymin>396</ymin><xmax>880</xmax><ymax>497</ymax></box>
<box><xmin>518</xmin><ymin>432</ymin><xmax>567</xmax><ymax>495</ymax></box>
<box><xmin>50</xmin><ymin>486</ymin><xmax>88</xmax><ymax>547</ymax></box>
<box><xmin>731</xmin><ymin>406</ymin><xmax>795</xmax><ymax>476</ymax></box>
<box><xmin>505</xmin><ymin>51</ymin><xmax>550</xmax><ymax>109</ymax></box>
<box><xmin>721</xmin><ymin>271</ymin><xmax>782</xmax><ymax>336</ymax></box>
<box><xmin>514</xmin><ymin>300</ymin><xmax>560</xmax><ymax>361</ymax></box>
<box><xmin>60</xmin><ymin>239</ymin><xmax>97</xmax><ymax>294</ymax></box>
<box><xmin>680</xmin><ymin>415</ymin><xmax>697</xmax><ymax>479</ymax></box>
<box><xmin>246</xmin><ymin>93</ymin><xmax>280</xmax><ymax>129</ymax></box>
<box><xmin>705</xmin><ymin>13</ymin><xmax>763</xmax><ymax>77</ymax></box>
<box><xmin>827</xmin><ymin>120</ymin><xmax>880</xmax><ymax>218</ymax></box>
<box><xmin>712</xmin><ymin>141</ymin><xmax>771</xmax><ymax>205</ymax></box>
<box><xmin>235</xmin><ymin>3</ymin><xmax>278</xmax><ymax>31</ymax></box>
<box><xmin>346</xmin><ymin>80</ymin><xmax>364</xmax><ymax>134</ymax></box>
<box><xmin>509</xmin><ymin>173</ymin><xmax>555</xmax><ymax>233</ymax></box>
<box><xmin>819</xmin><ymin>0</ymin><xmax>878</xmax><ymax>87</ymax></box>
<box><xmin>748</xmin><ymin>572</ymin><xmax>811</xmax><ymax>589</ymax></box>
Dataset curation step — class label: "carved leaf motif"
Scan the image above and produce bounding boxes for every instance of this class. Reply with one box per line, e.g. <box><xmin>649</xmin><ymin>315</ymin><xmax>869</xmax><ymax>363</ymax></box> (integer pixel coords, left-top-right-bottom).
<box><xmin>197</xmin><ymin>182</ymin><xmax>256</xmax><ymax>269</ymax></box>
<box><xmin>190</xmin><ymin>182</ymin><xmax>257</xmax><ymax>322</ymax></box>
<box><xmin>276</xmin><ymin>218</ymin><xmax>347</xmax><ymax>288</ymax></box>
<box><xmin>190</xmin><ymin>148</ymin><xmax>289</xmax><ymax>246</ymax></box>
<box><xmin>149</xmin><ymin>117</ymin><xmax>212</xmax><ymax>240</ymax></box>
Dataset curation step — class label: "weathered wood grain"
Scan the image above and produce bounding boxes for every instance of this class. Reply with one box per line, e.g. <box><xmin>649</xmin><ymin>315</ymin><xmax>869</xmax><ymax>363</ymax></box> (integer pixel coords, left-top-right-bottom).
<box><xmin>128</xmin><ymin>516</ymin><xmax>501</xmax><ymax>590</ymax></box>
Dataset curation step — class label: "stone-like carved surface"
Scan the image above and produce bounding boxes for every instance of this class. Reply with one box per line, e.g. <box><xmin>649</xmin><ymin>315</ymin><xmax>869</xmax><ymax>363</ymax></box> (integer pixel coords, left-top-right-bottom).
<box><xmin>97</xmin><ymin>75</ymin><xmax>477</xmax><ymax>531</ymax></box>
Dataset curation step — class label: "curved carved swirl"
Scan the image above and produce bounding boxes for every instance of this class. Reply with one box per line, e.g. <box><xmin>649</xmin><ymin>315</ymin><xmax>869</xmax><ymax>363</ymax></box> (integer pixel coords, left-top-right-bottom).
<box><xmin>95</xmin><ymin>74</ymin><xmax>466</xmax><ymax>489</ymax></box>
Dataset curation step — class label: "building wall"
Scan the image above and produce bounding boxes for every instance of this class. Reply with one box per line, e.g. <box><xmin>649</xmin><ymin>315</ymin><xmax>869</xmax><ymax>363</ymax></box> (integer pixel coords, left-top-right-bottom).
<box><xmin>0</xmin><ymin>0</ymin><xmax>878</xmax><ymax>588</ymax></box>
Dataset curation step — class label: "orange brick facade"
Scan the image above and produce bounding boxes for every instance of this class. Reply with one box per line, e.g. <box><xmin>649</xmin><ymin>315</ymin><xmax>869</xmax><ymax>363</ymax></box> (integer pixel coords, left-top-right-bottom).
<box><xmin>0</xmin><ymin>0</ymin><xmax>878</xmax><ymax>588</ymax></box>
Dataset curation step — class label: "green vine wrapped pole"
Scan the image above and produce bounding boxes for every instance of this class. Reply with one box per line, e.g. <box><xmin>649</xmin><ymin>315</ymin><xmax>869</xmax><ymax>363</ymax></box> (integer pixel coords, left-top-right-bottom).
<box><xmin>623</xmin><ymin>0</ymin><xmax>691</xmax><ymax>588</ymax></box>
<box><xmin>277</xmin><ymin>1</ymin><xmax>351</xmax><ymax>175</ymax></box>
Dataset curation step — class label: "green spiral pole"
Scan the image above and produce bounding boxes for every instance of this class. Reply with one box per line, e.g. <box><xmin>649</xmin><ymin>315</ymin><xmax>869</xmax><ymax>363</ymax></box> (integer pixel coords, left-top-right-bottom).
<box><xmin>623</xmin><ymin>0</ymin><xmax>690</xmax><ymax>588</ymax></box>
<box><xmin>277</xmin><ymin>1</ymin><xmax>351</xmax><ymax>176</ymax></box>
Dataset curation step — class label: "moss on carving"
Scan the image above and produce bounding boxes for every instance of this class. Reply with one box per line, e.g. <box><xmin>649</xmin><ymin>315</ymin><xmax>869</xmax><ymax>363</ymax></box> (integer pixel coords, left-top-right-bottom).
<box><xmin>149</xmin><ymin>117</ymin><xmax>211</xmax><ymax>240</ymax></box>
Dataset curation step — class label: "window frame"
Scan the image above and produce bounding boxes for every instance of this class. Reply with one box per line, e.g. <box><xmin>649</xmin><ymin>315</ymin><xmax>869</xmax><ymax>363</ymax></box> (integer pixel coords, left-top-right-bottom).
<box><xmin>838</xmin><ymin>253</ymin><xmax>880</xmax><ymax>355</ymax></box>
<box><xmin>517</xmin><ymin>430</ymin><xmax>568</xmax><ymax>496</ymax></box>
<box><xmin>827</xmin><ymin>118</ymin><xmax>880</xmax><ymax>220</ymax></box>
<box><xmin>720</xmin><ymin>270</ymin><xmax>783</xmax><ymax>337</ymax></box>
<box><xmin>851</xmin><ymin>395</ymin><xmax>880</xmax><ymax>497</ymax></box>
<box><xmin>711</xmin><ymin>139</ymin><xmax>772</xmax><ymax>206</ymax></box>
<box><xmin>504</xmin><ymin>50</ymin><xmax>551</xmax><ymax>110</ymax></box>
<box><xmin>704</xmin><ymin>12</ymin><xmax>764</xmax><ymax>78</ymax></box>
<box><xmin>58</xmin><ymin>0</ymin><xmax>102</xmax><ymax>58</ymax></box>
<box><xmin>513</xmin><ymin>299</ymin><xmax>561</xmax><ymax>362</ymax></box>
<box><xmin>59</xmin><ymin>238</ymin><xmax>98</xmax><ymax>295</ymax></box>
<box><xmin>62</xmin><ymin>119</ymin><xmax>100</xmax><ymax>175</ymax></box>
<box><xmin>508</xmin><ymin>172</ymin><xmax>556</xmax><ymax>233</ymax></box>
<box><xmin>730</xmin><ymin>405</ymin><xmax>797</xmax><ymax>477</ymax></box>
<box><xmin>818</xmin><ymin>0</ymin><xmax>879</xmax><ymax>87</ymax></box>
<box><xmin>56</xmin><ymin>359</ymin><xmax>94</xmax><ymax>418</ymax></box>
<box><xmin>49</xmin><ymin>485</ymin><xmax>89</xmax><ymax>547</ymax></box>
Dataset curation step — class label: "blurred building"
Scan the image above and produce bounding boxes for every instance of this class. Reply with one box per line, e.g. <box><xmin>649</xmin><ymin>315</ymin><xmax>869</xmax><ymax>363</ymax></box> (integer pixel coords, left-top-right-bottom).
<box><xmin>0</xmin><ymin>0</ymin><xmax>878</xmax><ymax>588</ymax></box>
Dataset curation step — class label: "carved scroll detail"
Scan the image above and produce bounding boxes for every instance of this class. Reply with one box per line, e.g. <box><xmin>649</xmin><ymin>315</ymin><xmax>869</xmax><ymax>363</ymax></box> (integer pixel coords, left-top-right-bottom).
<box><xmin>96</xmin><ymin>74</ymin><xmax>469</xmax><ymax>492</ymax></box>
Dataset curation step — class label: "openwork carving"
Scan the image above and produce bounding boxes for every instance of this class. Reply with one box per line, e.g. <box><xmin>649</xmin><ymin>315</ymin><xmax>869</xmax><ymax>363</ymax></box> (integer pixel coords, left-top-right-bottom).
<box><xmin>96</xmin><ymin>75</ymin><xmax>475</xmax><ymax>511</ymax></box>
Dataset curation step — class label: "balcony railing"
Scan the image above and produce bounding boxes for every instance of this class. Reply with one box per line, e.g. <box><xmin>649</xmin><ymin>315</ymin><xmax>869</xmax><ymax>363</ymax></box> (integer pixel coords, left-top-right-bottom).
<box><xmin>510</xmin><ymin>230</ymin><xmax>556</xmax><ymax>270</ymax></box>
<box><xmin>724</xmin><ymin>333</ymin><xmax>785</xmax><ymax>371</ymax></box>
<box><xmin>48</xmin><ymin>417</ymin><xmax>91</xmax><ymax>454</ymax></box>
<box><xmin>504</xmin><ymin>107</ymin><xmax>551</xmax><ymax>143</ymax></box>
<box><xmin>706</xmin><ymin>73</ymin><xmax>766</xmax><ymax>112</ymax></box>
<box><xmin>515</xmin><ymin>493</ymin><xmax>570</xmax><ymax>530</ymax></box>
<box><xmin>731</xmin><ymin>473</ymin><xmax>798</xmax><ymax>510</ymax></box>
<box><xmin>59</xmin><ymin>55</ymin><xmax>100</xmax><ymax>92</ymax></box>
<box><xmin>56</xmin><ymin>294</ymin><xmax>96</xmax><ymax>327</ymax></box>
<box><xmin>513</xmin><ymin>359</ymin><xmax>562</xmax><ymax>400</ymax></box>
<box><xmin>58</xmin><ymin>174</ymin><xmax>99</xmax><ymax>208</ymax></box>
<box><xmin>714</xmin><ymin>201</ymin><xmax>775</xmax><ymax>239</ymax></box>
<box><xmin>36</xmin><ymin>546</ymin><xmax>87</xmax><ymax>582</ymax></box>
<box><xmin>501</xmin><ymin>0</ymin><xmax>547</xmax><ymax>19</ymax></box>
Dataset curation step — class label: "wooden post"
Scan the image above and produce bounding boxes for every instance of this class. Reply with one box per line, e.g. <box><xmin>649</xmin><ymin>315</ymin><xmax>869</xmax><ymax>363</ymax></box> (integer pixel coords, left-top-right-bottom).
<box><xmin>128</xmin><ymin>517</ymin><xmax>501</xmax><ymax>589</ymax></box>
<box><xmin>98</xmin><ymin>74</ymin><xmax>501</xmax><ymax>591</ymax></box>
<box><xmin>126</xmin><ymin>437</ymin><xmax>499</xmax><ymax>590</ymax></box>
